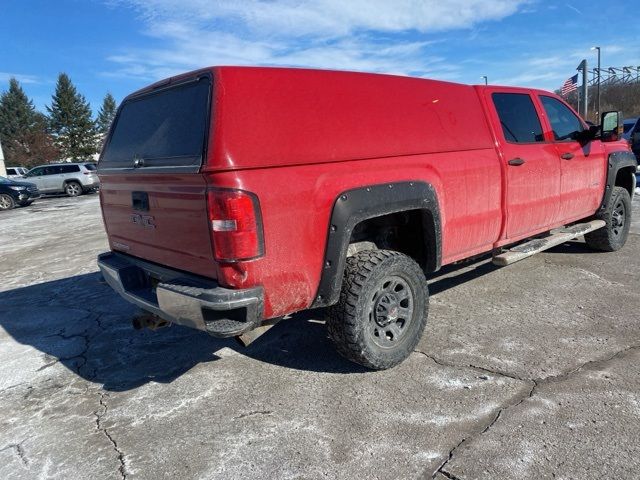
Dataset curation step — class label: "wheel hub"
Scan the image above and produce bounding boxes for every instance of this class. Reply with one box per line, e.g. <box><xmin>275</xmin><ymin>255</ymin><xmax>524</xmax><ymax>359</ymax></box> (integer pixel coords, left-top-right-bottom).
<box><xmin>374</xmin><ymin>293</ymin><xmax>400</xmax><ymax>326</ymax></box>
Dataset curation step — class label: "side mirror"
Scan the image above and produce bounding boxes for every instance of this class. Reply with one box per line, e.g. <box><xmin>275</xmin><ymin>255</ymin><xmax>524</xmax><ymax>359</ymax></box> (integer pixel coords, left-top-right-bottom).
<box><xmin>601</xmin><ymin>111</ymin><xmax>622</xmax><ymax>142</ymax></box>
<box><xmin>575</xmin><ymin>124</ymin><xmax>599</xmax><ymax>144</ymax></box>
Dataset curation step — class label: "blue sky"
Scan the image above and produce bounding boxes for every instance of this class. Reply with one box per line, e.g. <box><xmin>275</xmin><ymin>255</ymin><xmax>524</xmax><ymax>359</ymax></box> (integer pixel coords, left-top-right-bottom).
<box><xmin>1</xmin><ymin>0</ymin><xmax>639</xmax><ymax>115</ymax></box>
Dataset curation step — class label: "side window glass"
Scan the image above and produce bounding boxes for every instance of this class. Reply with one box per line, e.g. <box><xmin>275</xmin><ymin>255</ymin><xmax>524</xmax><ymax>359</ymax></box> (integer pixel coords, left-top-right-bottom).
<box><xmin>492</xmin><ymin>93</ymin><xmax>544</xmax><ymax>143</ymax></box>
<box><xmin>28</xmin><ymin>168</ymin><xmax>43</xmax><ymax>177</ymax></box>
<box><xmin>540</xmin><ymin>96</ymin><xmax>584</xmax><ymax>141</ymax></box>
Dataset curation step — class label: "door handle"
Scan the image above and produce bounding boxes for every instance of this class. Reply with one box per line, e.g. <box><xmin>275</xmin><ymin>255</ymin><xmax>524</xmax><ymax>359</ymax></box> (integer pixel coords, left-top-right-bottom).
<box><xmin>560</xmin><ymin>152</ymin><xmax>574</xmax><ymax>160</ymax></box>
<box><xmin>507</xmin><ymin>157</ymin><xmax>525</xmax><ymax>166</ymax></box>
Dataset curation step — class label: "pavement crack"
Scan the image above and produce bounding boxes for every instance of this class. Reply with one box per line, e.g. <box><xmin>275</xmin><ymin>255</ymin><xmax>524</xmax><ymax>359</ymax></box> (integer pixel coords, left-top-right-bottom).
<box><xmin>430</xmin><ymin>380</ymin><xmax>536</xmax><ymax>479</ymax></box>
<box><xmin>414</xmin><ymin>349</ymin><xmax>528</xmax><ymax>382</ymax></box>
<box><xmin>234</xmin><ymin>410</ymin><xmax>273</xmax><ymax>420</ymax></box>
<box><xmin>95</xmin><ymin>393</ymin><xmax>127</xmax><ymax>480</ymax></box>
<box><xmin>439</xmin><ymin>469</ymin><xmax>463</xmax><ymax>480</ymax></box>
<box><xmin>532</xmin><ymin>343</ymin><xmax>640</xmax><ymax>387</ymax></box>
<box><xmin>418</xmin><ymin>344</ymin><xmax>640</xmax><ymax>479</ymax></box>
<box><xmin>0</xmin><ymin>441</ymin><xmax>29</xmax><ymax>467</ymax></box>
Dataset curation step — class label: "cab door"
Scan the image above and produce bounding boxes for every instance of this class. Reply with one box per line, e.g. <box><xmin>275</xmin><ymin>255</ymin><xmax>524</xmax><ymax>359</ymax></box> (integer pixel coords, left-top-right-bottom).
<box><xmin>24</xmin><ymin>167</ymin><xmax>47</xmax><ymax>191</ymax></box>
<box><xmin>537</xmin><ymin>95</ymin><xmax>605</xmax><ymax>222</ymax></box>
<box><xmin>488</xmin><ymin>91</ymin><xmax>561</xmax><ymax>239</ymax></box>
<box><xmin>42</xmin><ymin>166</ymin><xmax>63</xmax><ymax>191</ymax></box>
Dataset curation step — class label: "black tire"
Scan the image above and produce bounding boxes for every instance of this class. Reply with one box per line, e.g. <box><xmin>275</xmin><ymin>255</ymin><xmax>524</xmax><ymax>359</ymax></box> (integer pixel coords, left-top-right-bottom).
<box><xmin>0</xmin><ymin>194</ymin><xmax>16</xmax><ymax>211</ymax></box>
<box><xmin>585</xmin><ymin>186</ymin><xmax>632</xmax><ymax>252</ymax></box>
<box><xmin>65</xmin><ymin>181</ymin><xmax>82</xmax><ymax>197</ymax></box>
<box><xmin>327</xmin><ymin>249</ymin><xmax>429</xmax><ymax>370</ymax></box>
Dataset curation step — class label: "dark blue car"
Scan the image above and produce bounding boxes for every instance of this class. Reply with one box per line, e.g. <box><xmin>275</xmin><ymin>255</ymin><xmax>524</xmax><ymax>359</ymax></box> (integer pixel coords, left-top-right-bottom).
<box><xmin>0</xmin><ymin>175</ymin><xmax>40</xmax><ymax>210</ymax></box>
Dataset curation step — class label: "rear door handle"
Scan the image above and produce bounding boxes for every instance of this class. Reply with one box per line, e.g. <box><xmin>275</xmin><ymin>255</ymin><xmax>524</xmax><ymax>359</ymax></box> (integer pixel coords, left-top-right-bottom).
<box><xmin>507</xmin><ymin>158</ymin><xmax>525</xmax><ymax>166</ymax></box>
<box><xmin>560</xmin><ymin>152</ymin><xmax>574</xmax><ymax>160</ymax></box>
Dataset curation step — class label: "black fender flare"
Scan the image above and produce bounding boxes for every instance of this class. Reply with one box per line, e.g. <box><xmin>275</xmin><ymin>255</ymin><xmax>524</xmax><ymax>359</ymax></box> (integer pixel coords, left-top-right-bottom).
<box><xmin>600</xmin><ymin>151</ymin><xmax>638</xmax><ymax>210</ymax></box>
<box><xmin>311</xmin><ymin>181</ymin><xmax>442</xmax><ymax>308</ymax></box>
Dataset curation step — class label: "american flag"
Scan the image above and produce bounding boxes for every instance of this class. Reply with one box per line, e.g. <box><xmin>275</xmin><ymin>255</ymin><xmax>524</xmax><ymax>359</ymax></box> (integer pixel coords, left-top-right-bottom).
<box><xmin>561</xmin><ymin>74</ymin><xmax>578</xmax><ymax>96</ymax></box>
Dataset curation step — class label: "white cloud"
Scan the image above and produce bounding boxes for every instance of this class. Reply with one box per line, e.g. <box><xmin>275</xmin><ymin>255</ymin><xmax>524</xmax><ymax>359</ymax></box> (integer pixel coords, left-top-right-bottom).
<box><xmin>0</xmin><ymin>72</ymin><xmax>39</xmax><ymax>85</ymax></box>
<box><xmin>120</xmin><ymin>0</ymin><xmax>528</xmax><ymax>37</ymax></box>
<box><xmin>104</xmin><ymin>0</ymin><xmax>529</xmax><ymax>81</ymax></box>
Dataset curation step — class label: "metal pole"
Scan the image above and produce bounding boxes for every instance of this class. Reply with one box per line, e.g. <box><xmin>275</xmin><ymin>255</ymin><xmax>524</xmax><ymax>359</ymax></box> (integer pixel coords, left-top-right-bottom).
<box><xmin>481</xmin><ymin>75</ymin><xmax>488</xmax><ymax>85</ymax></box>
<box><xmin>577</xmin><ymin>59</ymin><xmax>588</xmax><ymax>119</ymax></box>
<box><xmin>592</xmin><ymin>46</ymin><xmax>601</xmax><ymax>119</ymax></box>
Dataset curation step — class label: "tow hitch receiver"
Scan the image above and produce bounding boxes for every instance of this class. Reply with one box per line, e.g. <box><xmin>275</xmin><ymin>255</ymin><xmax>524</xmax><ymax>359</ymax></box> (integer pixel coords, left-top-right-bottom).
<box><xmin>132</xmin><ymin>313</ymin><xmax>170</xmax><ymax>331</ymax></box>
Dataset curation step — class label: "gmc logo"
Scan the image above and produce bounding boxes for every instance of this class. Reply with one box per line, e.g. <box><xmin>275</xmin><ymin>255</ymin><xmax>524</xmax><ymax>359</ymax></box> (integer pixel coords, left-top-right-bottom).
<box><xmin>131</xmin><ymin>214</ymin><xmax>156</xmax><ymax>229</ymax></box>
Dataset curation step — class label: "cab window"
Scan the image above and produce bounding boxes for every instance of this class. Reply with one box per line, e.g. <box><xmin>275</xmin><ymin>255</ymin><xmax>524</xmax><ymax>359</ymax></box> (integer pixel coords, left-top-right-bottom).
<box><xmin>59</xmin><ymin>165</ymin><xmax>80</xmax><ymax>174</ymax></box>
<box><xmin>492</xmin><ymin>93</ymin><xmax>544</xmax><ymax>143</ymax></box>
<box><xmin>540</xmin><ymin>96</ymin><xmax>584</xmax><ymax>141</ymax></box>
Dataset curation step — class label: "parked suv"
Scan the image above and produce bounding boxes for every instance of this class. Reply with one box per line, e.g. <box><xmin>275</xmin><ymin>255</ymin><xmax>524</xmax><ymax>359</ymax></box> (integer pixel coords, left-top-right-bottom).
<box><xmin>23</xmin><ymin>162</ymin><xmax>100</xmax><ymax>196</ymax></box>
<box><xmin>622</xmin><ymin>117</ymin><xmax>640</xmax><ymax>161</ymax></box>
<box><xmin>5</xmin><ymin>166</ymin><xmax>29</xmax><ymax>179</ymax></box>
<box><xmin>97</xmin><ymin>67</ymin><xmax>637</xmax><ymax>370</ymax></box>
<box><xmin>0</xmin><ymin>176</ymin><xmax>40</xmax><ymax>210</ymax></box>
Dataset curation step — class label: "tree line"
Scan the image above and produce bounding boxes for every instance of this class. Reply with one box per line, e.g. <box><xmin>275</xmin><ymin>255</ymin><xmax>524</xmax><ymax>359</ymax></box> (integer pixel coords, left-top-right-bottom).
<box><xmin>0</xmin><ymin>74</ymin><xmax>117</xmax><ymax>167</ymax></box>
<box><xmin>563</xmin><ymin>82</ymin><xmax>640</xmax><ymax>123</ymax></box>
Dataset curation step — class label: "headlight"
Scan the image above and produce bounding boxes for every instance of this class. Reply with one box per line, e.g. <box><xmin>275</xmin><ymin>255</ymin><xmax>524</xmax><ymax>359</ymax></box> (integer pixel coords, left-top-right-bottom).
<box><xmin>9</xmin><ymin>186</ymin><xmax>26</xmax><ymax>191</ymax></box>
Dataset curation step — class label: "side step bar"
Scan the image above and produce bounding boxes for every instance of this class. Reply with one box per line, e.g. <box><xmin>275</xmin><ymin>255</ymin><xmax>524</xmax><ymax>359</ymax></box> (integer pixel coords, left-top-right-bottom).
<box><xmin>492</xmin><ymin>219</ymin><xmax>606</xmax><ymax>266</ymax></box>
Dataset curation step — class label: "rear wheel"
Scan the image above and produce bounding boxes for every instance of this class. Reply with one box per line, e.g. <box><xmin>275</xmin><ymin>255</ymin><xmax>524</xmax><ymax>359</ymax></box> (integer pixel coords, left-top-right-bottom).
<box><xmin>65</xmin><ymin>181</ymin><xmax>82</xmax><ymax>197</ymax></box>
<box><xmin>585</xmin><ymin>186</ymin><xmax>631</xmax><ymax>252</ymax></box>
<box><xmin>0</xmin><ymin>194</ymin><xmax>15</xmax><ymax>211</ymax></box>
<box><xmin>327</xmin><ymin>249</ymin><xmax>429</xmax><ymax>370</ymax></box>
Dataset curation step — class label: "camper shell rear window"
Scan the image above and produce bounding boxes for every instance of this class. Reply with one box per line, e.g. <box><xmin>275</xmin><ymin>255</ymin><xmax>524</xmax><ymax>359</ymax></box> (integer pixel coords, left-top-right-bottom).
<box><xmin>99</xmin><ymin>75</ymin><xmax>211</xmax><ymax>172</ymax></box>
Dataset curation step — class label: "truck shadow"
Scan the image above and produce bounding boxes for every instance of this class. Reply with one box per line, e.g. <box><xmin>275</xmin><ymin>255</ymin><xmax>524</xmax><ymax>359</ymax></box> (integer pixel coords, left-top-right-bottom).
<box><xmin>0</xmin><ymin>273</ymin><xmax>373</xmax><ymax>391</ymax></box>
<box><xmin>0</xmin><ymin>258</ymin><xmax>508</xmax><ymax>391</ymax></box>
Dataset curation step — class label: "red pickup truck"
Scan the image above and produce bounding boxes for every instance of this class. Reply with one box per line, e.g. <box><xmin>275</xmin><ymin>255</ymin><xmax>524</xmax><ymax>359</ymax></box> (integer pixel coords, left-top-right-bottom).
<box><xmin>97</xmin><ymin>67</ymin><xmax>637</xmax><ymax>369</ymax></box>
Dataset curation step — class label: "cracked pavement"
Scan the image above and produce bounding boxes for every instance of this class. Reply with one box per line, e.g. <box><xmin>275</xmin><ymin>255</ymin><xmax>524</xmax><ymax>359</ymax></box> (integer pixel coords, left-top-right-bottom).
<box><xmin>1</xmin><ymin>193</ymin><xmax>639</xmax><ymax>479</ymax></box>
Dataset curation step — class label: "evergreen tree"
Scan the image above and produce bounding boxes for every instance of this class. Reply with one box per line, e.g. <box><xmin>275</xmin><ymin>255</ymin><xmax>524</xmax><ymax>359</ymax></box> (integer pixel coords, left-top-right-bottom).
<box><xmin>47</xmin><ymin>73</ymin><xmax>98</xmax><ymax>160</ymax></box>
<box><xmin>0</xmin><ymin>78</ymin><xmax>58</xmax><ymax>166</ymax></box>
<box><xmin>96</xmin><ymin>92</ymin><xmax>117</xmax><ymax>135</ymax></box>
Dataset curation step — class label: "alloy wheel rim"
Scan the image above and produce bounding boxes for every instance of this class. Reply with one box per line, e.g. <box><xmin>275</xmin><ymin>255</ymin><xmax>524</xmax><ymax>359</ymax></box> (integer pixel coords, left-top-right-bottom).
<box><xmin>367</xmin><ymin>275</ymin><xmax>414</xmax><ymax>348</ymax></box>
<box><xmin>0</xmin><ymin>195</ymin><xmax>11</xmax><ymax>209</ymax></box>
<box><xmin>611</xmin><ymin>200</ymin><xmax>626</xmax><ymax>237</ymax></box>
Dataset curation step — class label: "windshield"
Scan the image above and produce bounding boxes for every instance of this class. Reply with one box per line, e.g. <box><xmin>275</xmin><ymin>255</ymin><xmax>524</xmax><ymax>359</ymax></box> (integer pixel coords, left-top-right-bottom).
<box><xmin>84</xmin><ymin>163</ymin><xmax>97</xmax><ymax>171</ymax></box>
<box><xmin>623</xmin><ymin>122</ymin><xmax>635</xmax><ymax>134</ymax></box>
<box><xmin>100</xmin><ymin>76</ymin><xmax>211</xmax><ymax>171</ymax></box>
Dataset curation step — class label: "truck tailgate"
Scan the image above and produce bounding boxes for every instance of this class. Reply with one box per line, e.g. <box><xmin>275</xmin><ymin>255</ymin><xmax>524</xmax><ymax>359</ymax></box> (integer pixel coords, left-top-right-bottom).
<box><xmin>100</xmin><ymin>173</ymin><xmax>217</xmax><ymax>278</ymax></box>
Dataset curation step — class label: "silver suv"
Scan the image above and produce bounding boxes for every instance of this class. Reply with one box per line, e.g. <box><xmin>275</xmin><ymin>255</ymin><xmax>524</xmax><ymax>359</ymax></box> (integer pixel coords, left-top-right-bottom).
<box><xmin>23</xmin><ymin>163</ymin><xmax>100</xmax><ymax>196</ymax></box>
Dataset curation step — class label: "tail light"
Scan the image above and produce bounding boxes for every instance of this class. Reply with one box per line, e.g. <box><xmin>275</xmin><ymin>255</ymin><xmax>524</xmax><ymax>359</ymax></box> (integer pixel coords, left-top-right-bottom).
<box><xmin>207</xmin><ymin>188</ymin><xmax>264</xmax><ymax>262</ymax></box>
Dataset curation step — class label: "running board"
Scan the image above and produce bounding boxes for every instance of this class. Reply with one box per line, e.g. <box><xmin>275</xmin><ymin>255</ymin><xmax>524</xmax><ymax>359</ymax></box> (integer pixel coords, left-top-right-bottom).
<box><xmin>492</xmin><ymin>219</ymin><xmax>606</xmax><ymax>266</ymax></box>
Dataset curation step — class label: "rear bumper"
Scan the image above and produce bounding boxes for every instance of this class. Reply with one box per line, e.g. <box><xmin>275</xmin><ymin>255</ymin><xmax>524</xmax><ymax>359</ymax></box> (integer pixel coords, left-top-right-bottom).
<box><xmin>97</xmin><ymin>252</ymin><xmax>263</xmax><ymax>337</ymax></box>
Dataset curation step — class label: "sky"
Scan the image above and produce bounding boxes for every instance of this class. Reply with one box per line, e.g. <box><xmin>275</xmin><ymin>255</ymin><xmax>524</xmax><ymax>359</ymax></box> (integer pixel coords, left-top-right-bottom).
<box><xmin>1</xmin><ymin>0</ymin><xmax>639</xmax><ymax>115</ymax></box>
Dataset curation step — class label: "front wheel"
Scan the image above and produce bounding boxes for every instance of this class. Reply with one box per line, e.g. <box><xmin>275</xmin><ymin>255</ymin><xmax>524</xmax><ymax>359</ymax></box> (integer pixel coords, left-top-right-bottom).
<box><xmin>327</xmin><ymin>250</ymin><xmax>429</xmax><ymax>370</ymax></box>
<box><xmin>585</xmin><ymin>186</ymin><xmax>631</xmax><ymax>252</ymax></box>
<box><xmin>0</xmin><ymin>194</ymin><xmax>16</xmax><ymax>211</ymax></box>
<box><xmin>65</xmin><ymin>181</ymin><xmax>82</xmax><ymax>197</ymax></box>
